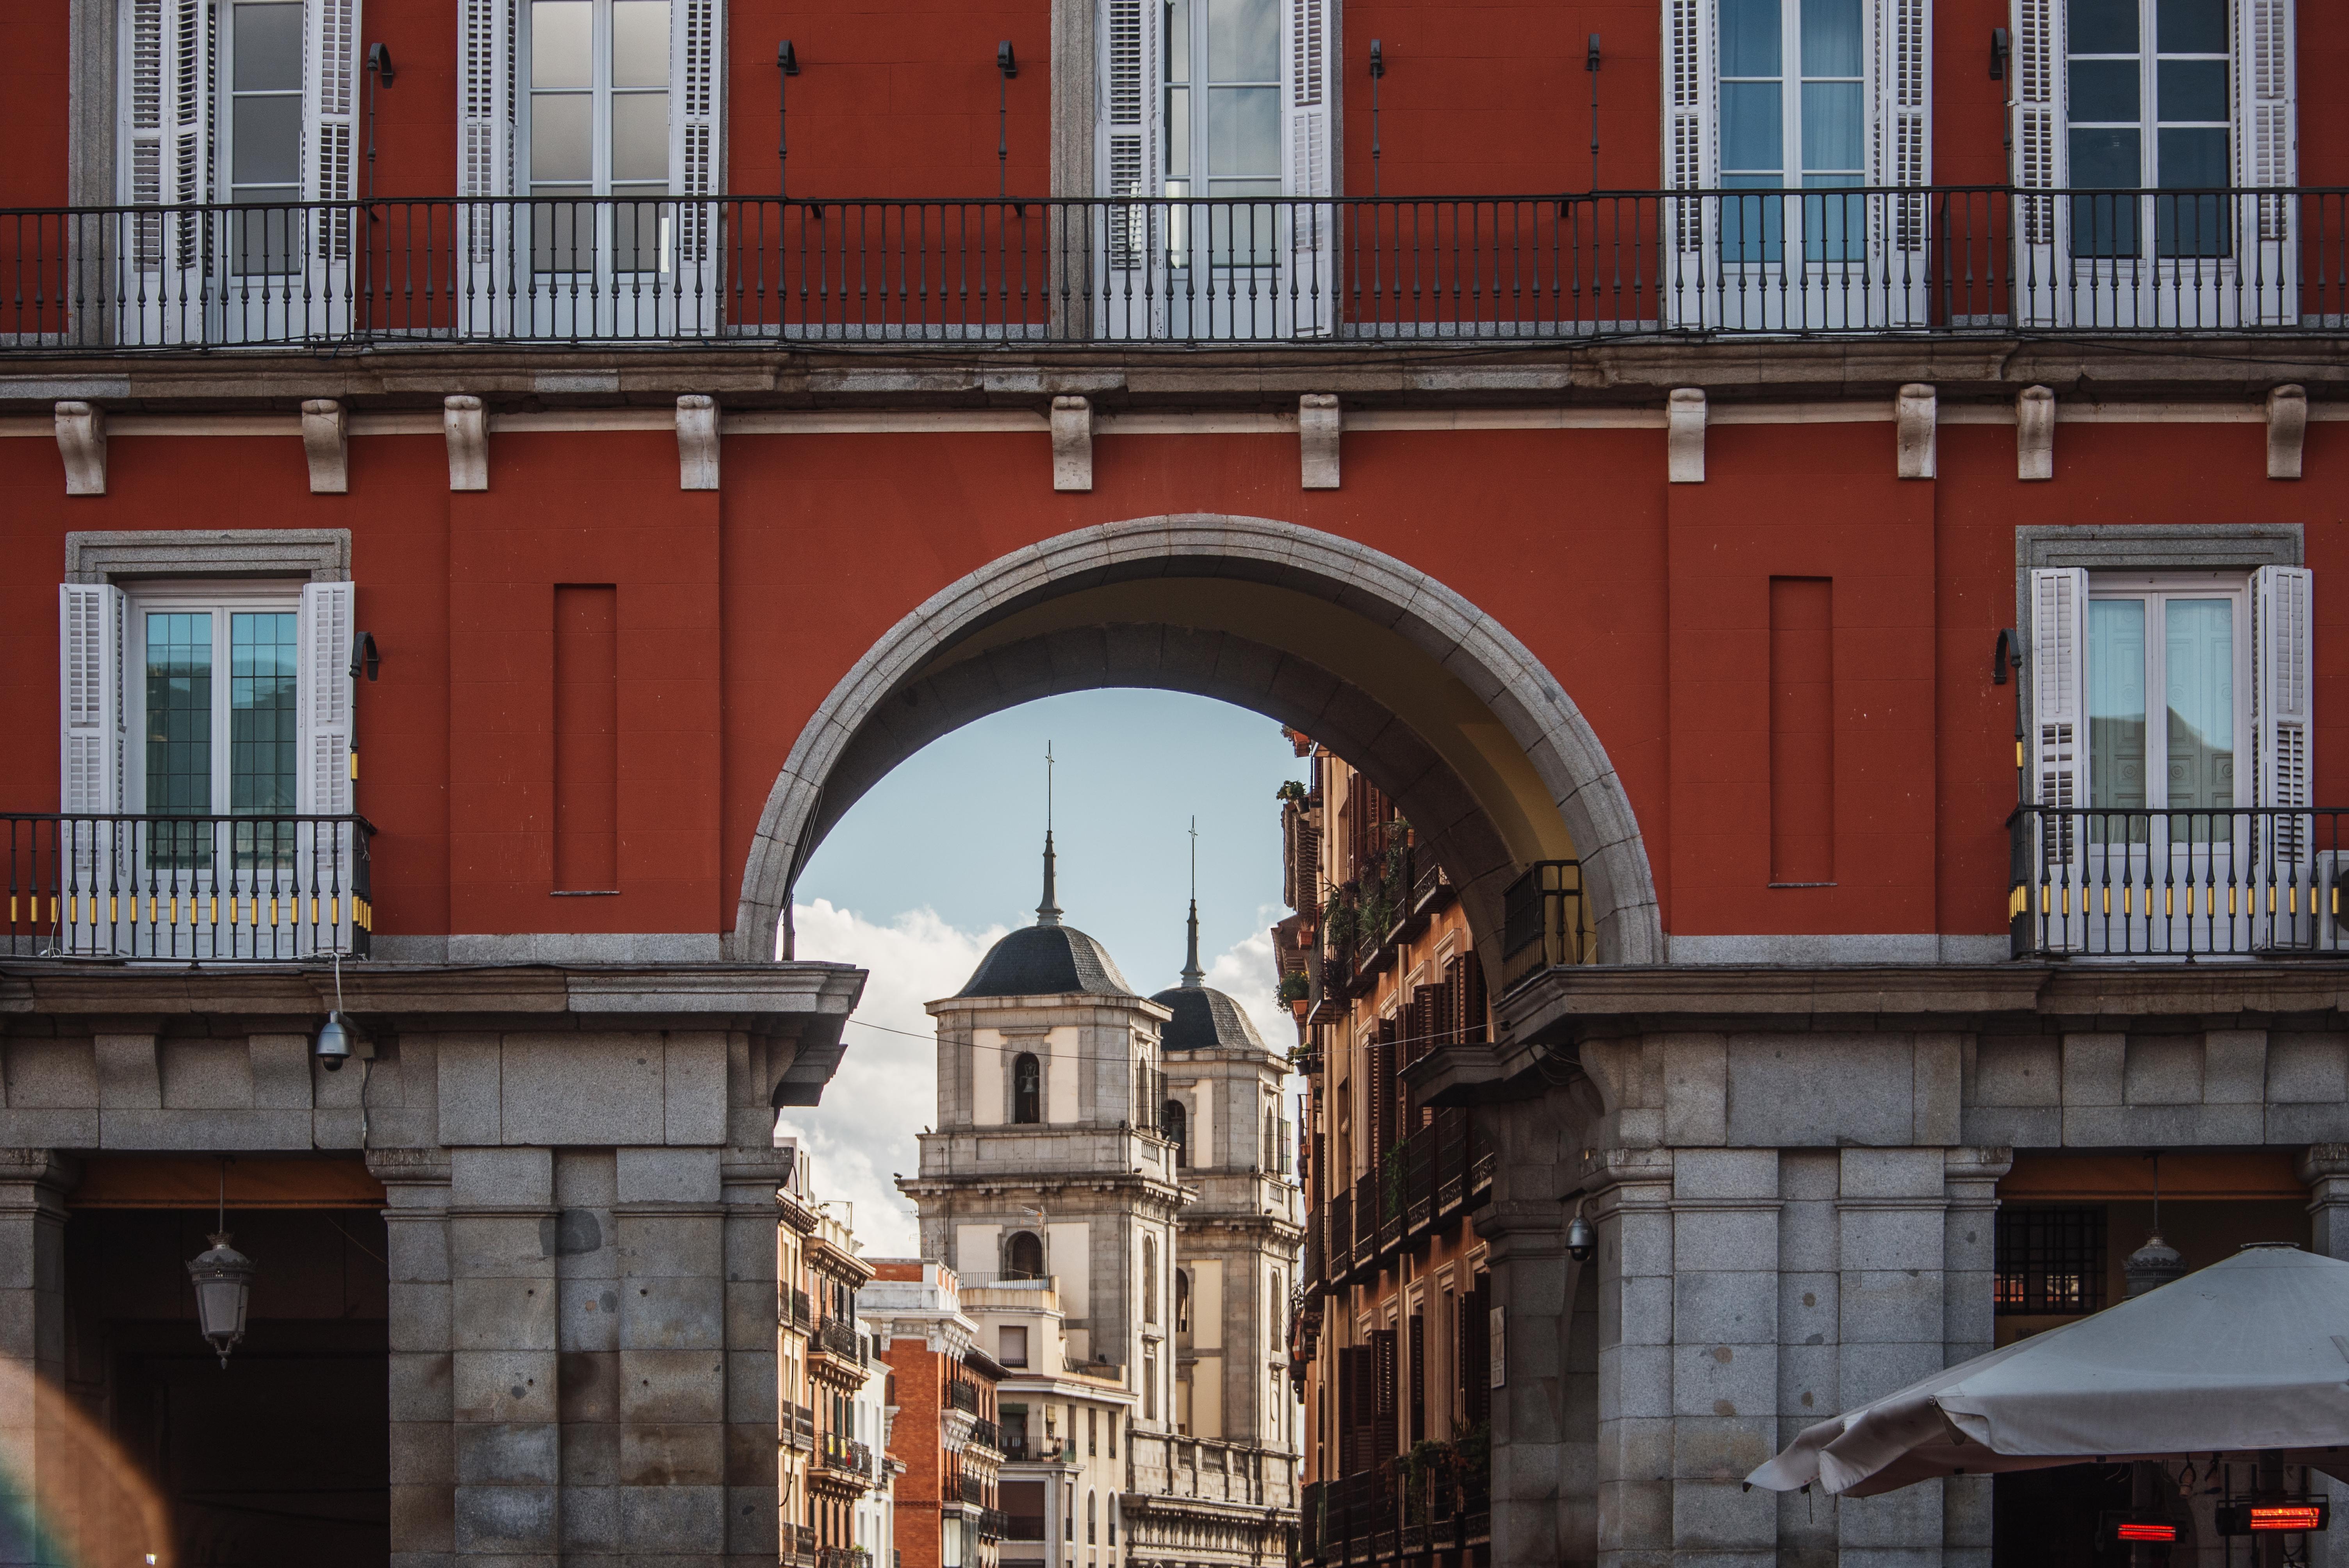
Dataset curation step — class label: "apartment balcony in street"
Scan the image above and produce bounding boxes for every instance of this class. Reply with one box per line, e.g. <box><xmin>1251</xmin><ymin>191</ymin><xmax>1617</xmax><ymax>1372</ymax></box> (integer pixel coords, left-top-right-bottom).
<box><xmin>0</xmin><ymin>188</ymin><xmax>2338</xmax><ymax>357</ymax></box>
<box><xmin>1</xmin><ymin>813</ymin><xmax>371</xmax><ymax>962</ymax></box>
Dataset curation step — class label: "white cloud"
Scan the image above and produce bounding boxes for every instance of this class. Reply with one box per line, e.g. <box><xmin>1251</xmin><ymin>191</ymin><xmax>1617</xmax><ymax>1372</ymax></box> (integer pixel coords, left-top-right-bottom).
<box><xmin>781</xmin><ymin>900</ymin><xmax>1005</xmax><ymax>1258</ymax></box>
<box><xmin>787</xmin><ymin>899</ymin><xmax>1307</xmax><ymax>1257</ymax></box>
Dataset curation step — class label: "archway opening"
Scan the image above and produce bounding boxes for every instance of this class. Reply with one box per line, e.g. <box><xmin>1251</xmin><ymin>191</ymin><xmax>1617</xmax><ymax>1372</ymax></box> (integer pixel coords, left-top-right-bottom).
<box><xmin>738</xmin><ymin>517</ymin><xmax>1656</xmax><ymax>973</ymax></box>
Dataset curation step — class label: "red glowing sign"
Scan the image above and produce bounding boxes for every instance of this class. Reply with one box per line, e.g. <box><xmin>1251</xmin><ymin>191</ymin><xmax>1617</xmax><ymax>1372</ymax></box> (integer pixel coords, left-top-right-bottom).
<box><xmin>2114</xmin><ymin>1522</ymin><xmax>2178</xmax><ymax>1543</ymax></box>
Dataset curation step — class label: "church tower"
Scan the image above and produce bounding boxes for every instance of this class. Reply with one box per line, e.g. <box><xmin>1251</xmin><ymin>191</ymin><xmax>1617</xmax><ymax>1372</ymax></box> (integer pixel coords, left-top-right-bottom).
<box><xmin>902</xmin><ymin>833</ymin><xmax>1185</xmax><ymax>1428</ymax></box>
<box><xmin>1150</xmin><ymin>886</ymin><xmax>1305</xmax><ymax>1458</ymax></box>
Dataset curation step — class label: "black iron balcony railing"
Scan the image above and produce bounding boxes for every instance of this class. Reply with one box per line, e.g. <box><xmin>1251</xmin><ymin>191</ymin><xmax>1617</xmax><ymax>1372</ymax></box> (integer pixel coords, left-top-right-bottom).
<box><xmin>957</xmin><ymin>1473</ymin><xmax>989</xmax><ymax>1507</ymax></box>
<box><xmin>813</xmin><ymin>1315</ymin><xmax>860</xmax><ymax>1360</ymax></box>
<box><xmin>818</xmin><ymin>1433</ymin><xmax>872</xmax><ymax>1478</ymax></box>
<box><xmin>966</xmin><ymin>1417</ymin><xmax>1001</xmax><ymax>1453</ymax></box>
<box><xmin>976</xmin><ymin>1506</ymin><xmax>1008</xmax><ymax>1542</ymax></box>
<box><xmin>0</xmin><ymin>187</ymin><xmax>2338</xmax><ymax>355</ymax></box>
<box><xmin>944</xmin><ymin>1378</ymin><xmax>980</xmax><ymax>1415</ymax></box>
<box><xmin>1501</xmin><ymin>860</ymin><xmax>1583</xmax><ymax>992</ymax></box>
<box><xmin>2010</xmin><ymin>805</ymin><xmax>2349</xmax><ymax>959</ymax></box>
<box><xmin>1</xmin><ymin>813</ymin><xmax>371</xmax><ymax>961</ymax></box>
<box><xmin>783</xmin><ymin>1401</ymin><xmax>816</xmax><ymax>1452</ymax></box>
<box><xmin>1005</xmin><ymin>1511</ymin><xmax>1048</xmax><ymax>1542</ymax></box>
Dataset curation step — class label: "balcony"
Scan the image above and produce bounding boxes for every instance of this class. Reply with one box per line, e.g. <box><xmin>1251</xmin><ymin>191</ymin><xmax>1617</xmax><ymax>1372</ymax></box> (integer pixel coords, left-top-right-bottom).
<box><xmin>2010</xmin><ymin>805</ymin><xmax>2349</xmax><ymax>959</ymax></box>
<box><xmin>944</xmin><ymin>1378</ymin><xmax>980</xmax><ymax>1415</ymax></box>
<box><xmin>1499</xmin><ymin>861</ymin><xmax>1584</xmax><ymax>993</ymax></box>
<box><xmin>815</xmin><ymin>1548</ymin><xmax>871</xmax><ymax>1568</ymax></box>
<box><xmin>818</xmin><ymin>1433</ymin><xmax>873</xmax><ymax>1482</ymax></box>
<box><xmin>0</xmin><ymin>187</ymin><xmax>2335</xmax><ymax>356</ymax></box>
<box><xmin>1</xmin><ymin>813</ymin><xmax>371</xmax><ymax>961</ymax></box>
<box><xmin>965</xmin><ymin>1417</ymin><xmax>1000</xmax><ymax>1454</ymax></box>
<box><xmin>1326</xmin><ymin>1110</ymin><xmax>1495</xmax><ymax>1285</ymax></box>
<box><xmin>783</xmin><ymin>1401</ymin><xmax>816</xmax><ymax>1452</ymax></box>
<box><xmin>813</xmin><ymin>1315</ymin><xmax>861</xmax><ymax>1361</ymax></box>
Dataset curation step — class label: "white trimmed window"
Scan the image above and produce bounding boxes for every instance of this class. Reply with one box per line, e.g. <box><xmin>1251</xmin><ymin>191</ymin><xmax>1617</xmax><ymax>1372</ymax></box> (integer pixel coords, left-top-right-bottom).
<box><xmin>2012</xmin><ymin>0</ymin><xmax>2296</xmax><ymax>321</ymax></box>
<box><xmin>61</xmin><ymin>579</ymin><xmax>355</xmax><ymax>820</ymax></box>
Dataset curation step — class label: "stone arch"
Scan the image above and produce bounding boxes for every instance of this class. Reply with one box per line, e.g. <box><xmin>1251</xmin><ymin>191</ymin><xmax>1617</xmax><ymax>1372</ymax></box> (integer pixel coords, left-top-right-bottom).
<box><xmin>734</xmin><ymin>515</ymin><xmax>1659</xmax><ymax>967</ymax></box>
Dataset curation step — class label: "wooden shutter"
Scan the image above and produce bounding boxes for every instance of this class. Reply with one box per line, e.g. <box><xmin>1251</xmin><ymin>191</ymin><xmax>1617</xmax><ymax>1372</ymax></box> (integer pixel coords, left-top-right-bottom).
<box><xmin>2030</xmin><ymin>570</ymin><xmax>2087</xmax><ymax>820</ymax></box>
<box><xmin>1101</xmin><ymin>0</ymin><xmax>1159</xmax><ymax>266</ymax></box>
<box><xmin>1283</xmin><ymin>0</ymin><xmax>1332</xmax><ymax>332</ymax></box>
<box><xmin>2253</xmin><ymin>566</ymin><xmax>2313</xmax><ymax>823</ymax></box>
<box><xmin>59</xmin><ymin>585</ymin><xmax>127</xmax><ymax>813</ymax></box>
<box><xmin>459</xmin><ymin>0</ymin><xmax>517</xmax><ymax>270</ymax></box>
<box><xmin>1665</xmin><ymin>0</ymin><xmax>1710</xmax><ymax>253</ymax></box>
<box><xmin>305</xmin><ymin>0</ymin><xmax>360</xmax><ymax>257</ymax></box>
<box><xmin>1406</xmin><ymin>1313</ymin><xmax>1424</xmax><ymax>1447</ymax></box>
<box><xmin>2012</xmin><ymin>0</ymin><xmax>2061</xmax><ymax>245</ymax></box>
<box><xmin>1370</xmin><ymin>1327</ymin><xmax>1397</xmax><ymax>1461</ymax></box>
<box><xmin>2242</xmin><ymin>0</ymin><xmax>2296</xmax><ymax>241</ymax></box>
<box><xmin>1460</xmin><ymin>948</ymin><xmax>1488</xmax><ymax>1044</ymax></box>
<box><xmin>674</xmin><ymin>0</ymin><xmax>720</xmax><ymax>262</ymax></box>
<box><xmin>298</xmin><ymin>581</ymin><xmax>356</xmax><ymax>815</ymax></box>
<box><xmin>1879</xmin><ymin>0</ymin><xmax>1929</xmax><ymax>251</ymax></box>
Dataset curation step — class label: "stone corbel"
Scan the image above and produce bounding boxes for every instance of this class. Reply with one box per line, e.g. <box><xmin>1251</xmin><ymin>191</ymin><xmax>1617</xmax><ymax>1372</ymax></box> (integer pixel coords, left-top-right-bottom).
<box><xmin>1895</xmin><ymin>383</ymin><xmax>1937</xmax><ymax>479</ymax></box>
<box><xmin>677</xmin><ymin>395</ymin><xmax>720</xmax><ymax>490</ymax></box>
<box><xmin>2267</xmin><ymin>384</ymin><xmax>2308</xmax><ymax>481</ymax></box>
<box><xmin>301</xmin><ymin>399</ymin><xmax>348</xmax><ymax>494</ymax></box>
<box><xmin>55</xmin><ymin>401</ymin><xmax>105</xmax><ymax>496</ymax></box>
<box><xmin>1051</xmin><ymin>396</ymin><xmax>1093</xmax><ymax>492</ymax></box>
<box><xmin>2017</xmin><ymin>385</ymin><xmax>2056</xmax><ymax>481</ymax></box>
<box><xmin>1666</xmin><ymin>388</ymin><xmax>1706</xmax><ymax>483</ymax></box>
<box><xmin>1300</xmin><ymin>393</ymin><xmax>1341</xmax><ymax>489</ymax></box>
<box><xmin>443</xmin><ymin>395</ymin><xmax>488</xmax><ymax>491</ymax></box>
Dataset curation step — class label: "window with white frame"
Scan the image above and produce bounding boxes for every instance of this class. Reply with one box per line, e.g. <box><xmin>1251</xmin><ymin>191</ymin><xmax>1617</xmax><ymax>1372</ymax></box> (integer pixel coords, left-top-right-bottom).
<box><xmin>2085</xmin><ymin>575</ymin><xmax>2242</xmax><ymax>818</ymax></box>
<box><xmin>62</xmin><ymin>579</ymin><xmax>355</xmax><ymax>823</ymax></box>
<box><xmin>2012</xmin><ymin>0</ymin><xmax>2295</xmax><ymax>259</ymax></box>
<box><xmin>119</xmin><ymin>0</ymin><xmax>359</xmax><ymax>277</ymax></box>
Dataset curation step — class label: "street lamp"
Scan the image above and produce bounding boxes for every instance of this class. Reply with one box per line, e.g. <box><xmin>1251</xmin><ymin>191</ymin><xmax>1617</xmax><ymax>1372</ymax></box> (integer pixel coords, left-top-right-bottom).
<box><xmin>185</xmin><ymin>1162</ymin><xmax>255</xmax><ymax>1366</ymax></box>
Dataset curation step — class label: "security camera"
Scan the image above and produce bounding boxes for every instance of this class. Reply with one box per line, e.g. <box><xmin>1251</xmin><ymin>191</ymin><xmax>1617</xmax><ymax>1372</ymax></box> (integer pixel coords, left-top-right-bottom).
<box><xmin>1566</xmin><ymin>1214</ymin><xmax>1595</xmax><ymax>1263</ymax></box>
<box><xmin>316</xmin><ymin>1010</ymin><xmax>357</xmax><ymax>1071</ymax></box>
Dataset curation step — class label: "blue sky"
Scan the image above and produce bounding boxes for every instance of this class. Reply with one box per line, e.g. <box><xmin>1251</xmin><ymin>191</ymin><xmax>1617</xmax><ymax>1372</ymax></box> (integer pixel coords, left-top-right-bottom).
<box><xmin>782</xmin><ymin>690</ymin><xmax>1308</xmax><ymax>1253</ymax></box>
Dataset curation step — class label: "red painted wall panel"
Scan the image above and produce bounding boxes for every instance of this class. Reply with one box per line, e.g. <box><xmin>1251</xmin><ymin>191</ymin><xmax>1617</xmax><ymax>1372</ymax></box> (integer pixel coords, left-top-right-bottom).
<box><xmin>0</xmin><ymin>2</ymin><xmax>70</xmax><ymax>207</ymax></box>
<box><xmin>725</xmin><ymin>0</ymin><xmax>1051</xmax><ymax>198</ymax></box>
<box><xmin>1338</xmin><ymin>1</ymin><xmax>1661</xmax><ymax>197</ymax></box>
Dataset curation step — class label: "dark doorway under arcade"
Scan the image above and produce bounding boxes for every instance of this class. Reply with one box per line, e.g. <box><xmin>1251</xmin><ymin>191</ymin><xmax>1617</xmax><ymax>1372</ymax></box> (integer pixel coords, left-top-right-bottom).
<box><xmin>64</xmin><ymin>1162</ymin><xmax>389</xmax><ymax>1568</ymax></box>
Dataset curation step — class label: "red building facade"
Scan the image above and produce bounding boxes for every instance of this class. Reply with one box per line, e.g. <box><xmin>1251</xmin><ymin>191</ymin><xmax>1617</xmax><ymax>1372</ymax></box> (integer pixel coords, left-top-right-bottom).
<box><xmin>0</xmin><ymin>0</ymin><xmax>2346</xmax><ymax>1564</ymax></box>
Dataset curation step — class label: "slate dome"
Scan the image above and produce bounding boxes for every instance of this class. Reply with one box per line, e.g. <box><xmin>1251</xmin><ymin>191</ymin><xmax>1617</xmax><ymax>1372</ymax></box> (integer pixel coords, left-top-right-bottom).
<box><xmin>1149</xmin><ymin>982</ymin><xmax>1267</xmax><ymax>1053</ymax></box>
<box><xmin>957</xmin><ymin>921</ymin><xmax>1137</xmax><ymax>998</ymax></box>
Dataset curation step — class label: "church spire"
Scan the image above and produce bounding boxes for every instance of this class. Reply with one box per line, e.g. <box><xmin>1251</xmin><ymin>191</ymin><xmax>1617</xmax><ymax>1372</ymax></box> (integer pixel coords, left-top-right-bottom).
<box><xmin>1179</xmin><ymin>817</ymin><xmax>1204</xmax><ymax>988</ymax></box>
<box><xmin>1036</xmin><ymin>742</ymin><xmax>1063</xmax><ymax>927</ymax></box>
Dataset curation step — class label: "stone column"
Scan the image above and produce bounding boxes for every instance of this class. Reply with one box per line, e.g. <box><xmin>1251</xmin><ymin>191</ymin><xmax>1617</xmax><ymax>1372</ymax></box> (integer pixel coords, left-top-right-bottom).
<box><xmin>1942</xmin><ymin>1148</ymin><xmax>2010</xmax><ymax>1568</ymax></box>
<box><xmin>1585</xmin><ymin>1146</ymin><xmax>1674</xmax><ymax>1568</ymax></box>
<box><xmin>1775</xmin><ymin>1150</ymin><xmax>1841</xmax><ymax>1564</ymax></box>
<box><xmin>372</xmin><ymin>1146</ymin><xmax>456</xmax><ymax>1568</ymax></box>
<box><xmin>722</xmin><ymin>1147</ymin><xmax>791</xmax><ymax>1566</ymax></box>
<box><xmin>1834</xmin><ymin>1148</ymin><xmax>1953</xmax><ymax>1568</ymax></box>
<box><xmin>0</xmin><ymin>1151</ymin><xmax>73</xmax><ymax>1568</ymax></box>
<box><xmin>447</xmin><ymin>1148</ymin><xmax>563</xmax><ymax>1561</ymax></box>
<box><xmin>1669</xmin><ymin>1149</ymin><xmax>1783</xmax><ymax>1564</ymax></box>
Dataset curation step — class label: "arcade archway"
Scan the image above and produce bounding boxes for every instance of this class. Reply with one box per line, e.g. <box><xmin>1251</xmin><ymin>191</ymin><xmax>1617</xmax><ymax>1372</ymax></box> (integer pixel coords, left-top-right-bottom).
<box><xmin>733</xmin><ymin>515</ymin><xmax>1658</xmax><ymax>974</ymax></box>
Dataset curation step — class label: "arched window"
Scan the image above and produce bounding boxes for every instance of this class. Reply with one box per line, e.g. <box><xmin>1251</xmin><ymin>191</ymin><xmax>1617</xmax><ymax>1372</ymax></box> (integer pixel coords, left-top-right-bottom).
<box><xmin>1005</xmin><ymin>1230</ymin><xmax>1044</xmax><ymax>1281</ymax></box>
<box><xmin>1012</xmin><ymin>1052</ymin><xmax>1041</xmax><ymax>1123</ymax></box>
<box><xmin>1143</xmin><ymin>1237</ymin><xmax>1158</xmax><ymax>1324</ymax></box>
<box><xmin>1087</xmin><ymin>1490</ymin><xmax>1098</xmax><ymax>1544</ymax></box>
<box><xmin>1175</xmin><ymin>1268</ymin><xmax>1191</xmax><ymax>1335</ymax></box>
<box><xmin>1163</xmin><ymin>1098</ymin><xmax>1187</xmax><ymax>1166</ymax></box>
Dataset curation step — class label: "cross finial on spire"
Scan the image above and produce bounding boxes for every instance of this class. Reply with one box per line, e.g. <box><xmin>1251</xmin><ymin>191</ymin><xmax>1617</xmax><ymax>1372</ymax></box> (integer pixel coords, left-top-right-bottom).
<box><xmin>1180</xmin><ymin>815</ymin><xmax>1205</xmax><ymax>988</ymax></box>
<box><xmin>1036</xmin><ymin>741</ymin><xmax>1063</xmax><ymax>927</ymax></box>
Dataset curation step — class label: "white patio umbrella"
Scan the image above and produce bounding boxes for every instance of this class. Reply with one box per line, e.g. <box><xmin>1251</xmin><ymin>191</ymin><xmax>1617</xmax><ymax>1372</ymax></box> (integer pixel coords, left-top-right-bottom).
<box><xmin>1747</xmin><ymin>1244</ymin><xmax>2349</xmax><ymax>1498</ymax></box>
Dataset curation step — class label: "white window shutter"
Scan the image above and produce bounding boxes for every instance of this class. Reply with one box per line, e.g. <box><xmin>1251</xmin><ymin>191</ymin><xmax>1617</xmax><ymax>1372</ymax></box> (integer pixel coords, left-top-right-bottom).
<box><xmin>2242</xmin><ymin>0</ymin><xmax>2295</xmax><ymax>241</ymax></box>
<box><xmin>460</xmin><ymin>0</ymin><xmax>517</xmax><ymax>210</ymax></box>
<box><xmin>305</xmin><ymin>0</ymin><xmax>360</xmax><ymax>257</ymax></box>
<box><xmin>2253</xmin><ymin>565</ymin><xmax>2313</xmax><ymax>817</ymax></box>
<box><xmin>1101</xmin><ymin>0</ymin><xmax>1161</xmax><ymax>271</ymax></box>
<box><xmin>1665</xmin><ymin>0</ymin><xmax>1712</xmax><ymax>253</ymax></box>
<box><xmin>2011</xmin><ymin>0</ymin><xmax>2061</xmax><ymax>244</ymax></box>
<box><xmin>1876</xmin><ymin>0</ymin><xmax>1930</xmax><ymax>251</ymax></box>
<box><xmin>59</xmin><ymin>584</ymin><xmax>127</xmax><ymax>814</ymax></box>
<box><xmin>1283</xmin><ymin>0</ymin><xmax>1332</xmax><ymax>333</ymax></box>
<box><xmin>298</xmin><ymin>581</ymin><xmax>356</xmax><ymax>816</ymax></box>
<box><xmin>674</xmin><ymin>0</ymin><xmax>720</xmax><ymax>260</ymax></box>
<box><xmin>2030</xmin><ymin>566</ymin><xmax>2088</xmax><ymax>806</ymax></box>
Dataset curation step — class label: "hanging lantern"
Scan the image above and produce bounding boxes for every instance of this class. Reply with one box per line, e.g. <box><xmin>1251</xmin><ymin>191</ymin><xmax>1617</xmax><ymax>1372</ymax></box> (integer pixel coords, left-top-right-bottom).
<box><xmin>186</xmin><ymin>1233</ymin><xmax>255</xmax><ymax>1365</ymax></box>
<box><xmin>2124</xmin><ymin>1232</ymin><xmax>2185</xmax><ymax>1298</ymax></box>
